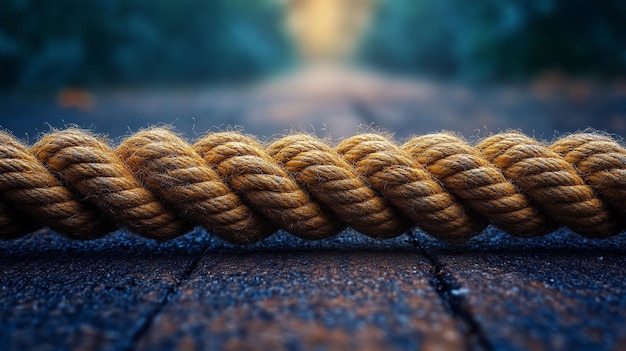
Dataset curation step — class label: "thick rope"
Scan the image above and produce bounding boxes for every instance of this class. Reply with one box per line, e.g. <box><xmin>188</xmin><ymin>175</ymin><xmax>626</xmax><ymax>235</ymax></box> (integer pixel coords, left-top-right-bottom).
<box><xmin>0</xmin><ymin>128</ymin><xmax>624</xmax><ymax>243</ymax></box>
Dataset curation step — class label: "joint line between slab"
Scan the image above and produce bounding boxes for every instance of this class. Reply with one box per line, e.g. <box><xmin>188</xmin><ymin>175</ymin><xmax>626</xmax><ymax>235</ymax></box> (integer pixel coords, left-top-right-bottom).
<box><xmin>408</xmin><ymin>231</ymin><xmax>493</xmax><ymax>351</ymax></box>
<box><xmin>123</xmin><ymin>245</ymin><xmax>209</xmax><ymax>351</ymax></box>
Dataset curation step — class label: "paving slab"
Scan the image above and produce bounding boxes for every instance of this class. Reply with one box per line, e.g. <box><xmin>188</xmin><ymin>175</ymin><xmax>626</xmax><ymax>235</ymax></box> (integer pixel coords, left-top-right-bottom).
<box><xmin>1</xmin><ymin>226</ymin><xmax>625</xmax><ymax>350</ymax></box>
<box><xmin>135</xmin><ymin>233</ymin><xmax>465</xmax><ymax>351</ymax></box>
<box><xmin>0</xmin><ymin>230</ymin><xmax>469</xmax><ymax>351</ymax></box>
<box><xmin>418</xmin><ymin>228</ymin><xmax>626</xmax><ymax>351</ymax></box>
<box><xmin>0</xmin><ymin>228</ymin><xmax>212</xmax><ymax>351</ymax></box>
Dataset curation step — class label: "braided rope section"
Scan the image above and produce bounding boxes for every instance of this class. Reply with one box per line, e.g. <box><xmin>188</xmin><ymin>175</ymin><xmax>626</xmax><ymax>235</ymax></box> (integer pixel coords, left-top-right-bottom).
<box><xmin>1</xmin><ymin>129</ymin><xmax>625</xmax><ymax>243</ymax></box>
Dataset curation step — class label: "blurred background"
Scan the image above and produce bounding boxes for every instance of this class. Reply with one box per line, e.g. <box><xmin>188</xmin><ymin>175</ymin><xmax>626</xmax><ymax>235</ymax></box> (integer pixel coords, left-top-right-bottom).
<box><xmin>1</xmin><ymin>0</ymin><xmax>625</xmax><ymax>141</ymax></box>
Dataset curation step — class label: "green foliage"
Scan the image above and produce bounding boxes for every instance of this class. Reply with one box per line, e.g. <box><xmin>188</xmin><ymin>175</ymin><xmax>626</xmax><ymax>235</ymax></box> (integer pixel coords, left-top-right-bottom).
<box><xmin>0</xmin><ymin>0</ymin><xmax>290</xmax><ymax>89</ymax></box>
<box><xmin>361</xmin><ymin>0</ymin><xmax>626</xmax><ymax>81</ymax></box>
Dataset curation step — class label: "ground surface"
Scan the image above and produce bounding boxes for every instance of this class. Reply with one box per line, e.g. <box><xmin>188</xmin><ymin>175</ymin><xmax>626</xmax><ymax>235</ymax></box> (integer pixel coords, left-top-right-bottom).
<box><xmin>1</xmin><ymin>70</ymin><xmax>626</xmax><ymax>350</ymax></box>
<box><xmin>1</xmin><ymin>229</ymin><xmax>625</xmax><ymax>351</ymax></box>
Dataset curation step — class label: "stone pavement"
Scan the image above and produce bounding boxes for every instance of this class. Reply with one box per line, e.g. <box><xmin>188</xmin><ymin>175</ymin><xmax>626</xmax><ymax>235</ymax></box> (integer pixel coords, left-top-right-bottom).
<box><xmin>0</xmin><ymin>228</ymin><xmax>625</xmax><ymax>351</ymax></box>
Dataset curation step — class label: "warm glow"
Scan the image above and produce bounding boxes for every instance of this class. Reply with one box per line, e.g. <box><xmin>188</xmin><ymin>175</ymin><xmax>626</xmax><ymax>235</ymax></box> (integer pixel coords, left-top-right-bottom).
<box><xmin>284</xmin><ymin>0</ymin><xmax>378</xmax><ymax>62</ymax></box>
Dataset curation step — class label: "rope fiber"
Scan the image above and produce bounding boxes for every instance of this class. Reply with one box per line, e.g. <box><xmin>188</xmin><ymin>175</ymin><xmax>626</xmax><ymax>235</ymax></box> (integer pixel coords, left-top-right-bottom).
<box><xmin>1</xmin><ymin>128</ymin><xmax>625</xmax><ymax>243</ymax></box>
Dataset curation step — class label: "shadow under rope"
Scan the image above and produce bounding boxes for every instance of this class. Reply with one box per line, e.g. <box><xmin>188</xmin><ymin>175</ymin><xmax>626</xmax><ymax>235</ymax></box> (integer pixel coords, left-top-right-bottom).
<box><xmin>2</xmin><ymin>225</ymin><xmax>626</xmax><ymax>256</ymax></box>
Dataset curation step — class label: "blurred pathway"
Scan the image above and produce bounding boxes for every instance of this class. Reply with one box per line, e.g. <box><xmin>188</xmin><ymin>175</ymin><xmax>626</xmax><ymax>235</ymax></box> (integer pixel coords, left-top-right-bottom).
<box><xmin>2</xmin><ymin>68</ymin><xmax>626</xmax><ymax>141</ymax></box>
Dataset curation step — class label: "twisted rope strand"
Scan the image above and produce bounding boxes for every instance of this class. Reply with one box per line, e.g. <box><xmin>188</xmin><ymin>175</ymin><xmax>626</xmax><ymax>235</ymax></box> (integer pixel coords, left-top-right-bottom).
<box><xmin>193</xmin><ymin>133</ymin><xmax>342</xmax><ymax>240</ymax></box>
<box><xmin>476</xmin><ymin>133</ymin><xmax>618</xmax><ymax>237</ymax></box>
<box><xmin>0</xmin><ymin>128</ymin><xmax>624</xmax><ymax>243</ymax></box>
<box><xmin>335</xmin><ymin>134</ymin><xmax>483</xmax><ymax>241</ymax></box>
<box><xmin>402</xmin><ymin>134</ymin><xmax>555</xmax><ymax>237</ymax></box>
<box><xmin>117</xmin><ymin>130</ymin><xmax>274</xmax><ymax>244</ymax></box>
<box><xmin>0</xmin><ymin>132</ymin><xmax>112</xmax><ymax>239</ymax></box>
<box><xmin>32</xmin><ymin>130</ymin><xmax>191</xmax><ymax>240</ymax></box>
<box><xmin>267</xmin><ymin>134</ymin><xmax>412</xmax><ymax>238</ymax></box>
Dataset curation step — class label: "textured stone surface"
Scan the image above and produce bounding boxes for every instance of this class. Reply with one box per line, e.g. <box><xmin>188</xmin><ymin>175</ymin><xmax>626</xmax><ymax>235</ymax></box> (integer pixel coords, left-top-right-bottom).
<box><xmin>1</xmin><ymin>228</ymin><xmax>625</xmax><ymax>350</ymax></box>
<box><xmin>136</xmin><ymin>249</ymin><xmax>463</xmax><ymax>350</ymax></box>
<box><xmin>420</xmin><ymin>228</ymin><xmax>626</xmax><ymax>351</ymax></box>
<box><xmin>0</xmin><ymin>229</ymin><xmax>211</xmax><ymax>351</ymax></box>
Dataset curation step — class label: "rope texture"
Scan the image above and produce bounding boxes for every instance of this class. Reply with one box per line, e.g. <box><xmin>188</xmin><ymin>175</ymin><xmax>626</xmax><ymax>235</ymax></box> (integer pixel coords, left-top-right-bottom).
<box><xmin>1</xmin><ymin>129</ymin><xmax>625</xmax><ymax>243</ymax></box>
